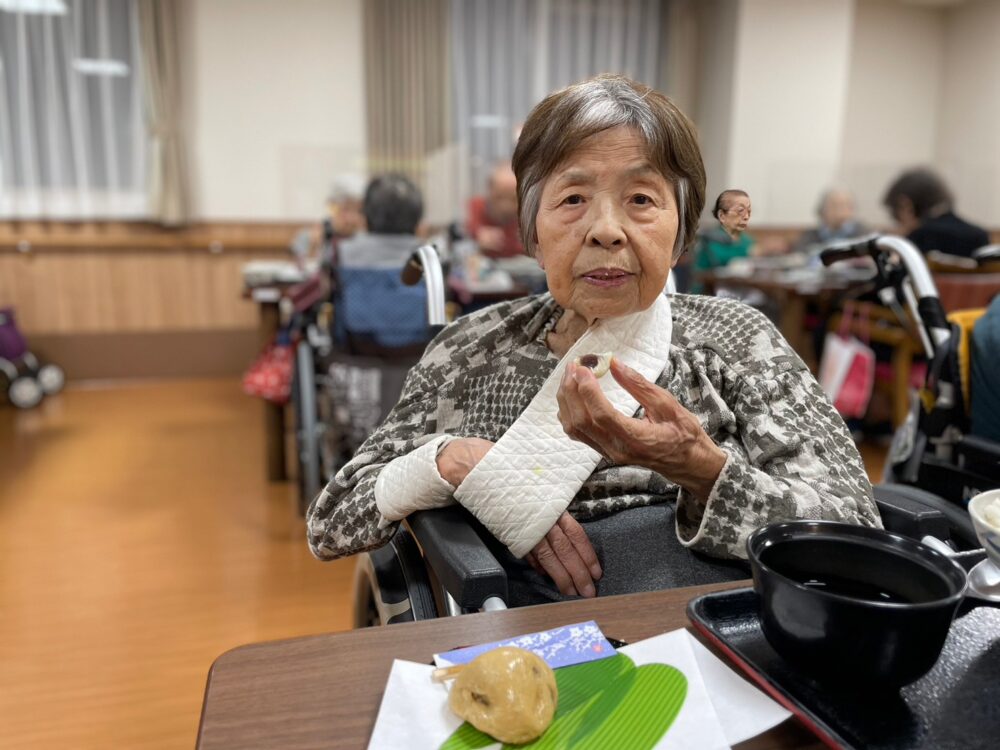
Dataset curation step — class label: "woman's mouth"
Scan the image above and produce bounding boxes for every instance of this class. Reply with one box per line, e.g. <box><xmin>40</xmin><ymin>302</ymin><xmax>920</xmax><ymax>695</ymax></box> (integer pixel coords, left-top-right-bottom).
<box><xmin>581</xmin><ymin>268</ymin><xmax>634</xmax><ymax>288</ymax></box>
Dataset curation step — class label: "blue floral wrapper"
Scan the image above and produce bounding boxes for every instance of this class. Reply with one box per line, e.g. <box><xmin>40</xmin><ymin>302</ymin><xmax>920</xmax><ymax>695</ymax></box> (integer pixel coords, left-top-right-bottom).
<box><xmin>434</xmin><ymin>621</ymin><xmax>617</xmax><ymax>669</ymax></box>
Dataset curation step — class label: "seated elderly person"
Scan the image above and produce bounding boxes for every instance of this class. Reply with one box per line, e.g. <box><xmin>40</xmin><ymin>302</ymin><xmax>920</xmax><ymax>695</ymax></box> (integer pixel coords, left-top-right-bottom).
<box><xmin>794</xmin><ymin>187</ymin><xmax>869</xmax><ymax>255</ymax></box>
<box><xmin>688</xmin><ymin>189</ymin><xmax>758</xmax><ymax>296</ymax></box>
<box><xmin>307</xmin><ymin>75</ymin><xmax>880</xmax><ymax>606</ymax></box>
<box><xmin>335</xmin><ymin>173</ymin><xmax>429</xmax><ymax>354</ymax></box>
<box><xmin>883</xmin><ymin>168</ymin><xmax>988</xmax><ymax>258</ymax></box>
<box><xmin>693</xmin><ymin>189</ymin><xmax>755</xmax><ymax>277</ymax></box>
<box><xmin>467</xmin><ymin>162</ymin><xmax>524</xmax><ymax>258</ymax></box>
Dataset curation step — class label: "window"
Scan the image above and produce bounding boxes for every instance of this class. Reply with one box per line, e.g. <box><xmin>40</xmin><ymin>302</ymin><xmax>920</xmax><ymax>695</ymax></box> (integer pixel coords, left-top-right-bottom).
<box><xmin>450</xmin><ymin>0</ymin><xmax>666</xmax><ymax>203</ymax></box>
<box><xmin>0</xmin><ymin>0</ymin><xmax>147</xmax><ymax>219</ymax></box>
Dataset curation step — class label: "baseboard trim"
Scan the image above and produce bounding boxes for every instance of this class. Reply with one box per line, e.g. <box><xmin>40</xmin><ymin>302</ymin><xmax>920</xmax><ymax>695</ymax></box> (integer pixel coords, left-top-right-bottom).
<box><xmin>28</xmin><ymin>329</ymin><xmax>261</xmax><ymax>381</ymax></box>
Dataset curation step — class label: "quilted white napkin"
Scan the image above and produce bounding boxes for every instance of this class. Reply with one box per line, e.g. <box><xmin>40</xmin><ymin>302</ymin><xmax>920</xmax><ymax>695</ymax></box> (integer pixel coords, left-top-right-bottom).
<box><xmin>454</xmin><ymin>295</ymin><xmax>673</xmax><ymax>558</ymax></box>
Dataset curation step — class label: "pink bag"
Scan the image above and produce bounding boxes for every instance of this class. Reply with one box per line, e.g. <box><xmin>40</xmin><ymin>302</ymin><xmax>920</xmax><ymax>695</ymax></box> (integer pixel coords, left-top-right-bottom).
<box><xmin>242</xmin><ymin>338</ymin><xmax>294</xmax><ymax>405</ymax></box>
<box><xmin>818</xmin><ymin>301</ymin><xmax>876</xmax><ymax>419</ymax></box>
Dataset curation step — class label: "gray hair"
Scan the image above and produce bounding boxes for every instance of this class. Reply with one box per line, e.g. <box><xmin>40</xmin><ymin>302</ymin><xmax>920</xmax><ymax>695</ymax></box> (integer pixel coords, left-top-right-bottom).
<box><xmin>327</xmin><ymin>174</ymin><xmax>366</xmax><ymax>205</ymax></box>
<box><xmin>363</xmin><ymin>173</ymin><xmax>423</xmax><ymax>235</ymax></box>
<box><xmin>512</xmin><ymin>75</ymin><xmax>706</xmax><ymax>258</ymax></box>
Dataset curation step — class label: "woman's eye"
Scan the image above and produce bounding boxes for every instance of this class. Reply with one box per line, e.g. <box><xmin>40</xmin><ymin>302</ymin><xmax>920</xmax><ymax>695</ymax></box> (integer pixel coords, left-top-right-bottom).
<box><xmin>632</xmin><ymin>194</ymin><xmax>653</xmax><ymax>206</ymax></box>
<box><xmin>563</xmin><ymin>194</ymin><xmax>584</xmax><ymax>206</ymax></box>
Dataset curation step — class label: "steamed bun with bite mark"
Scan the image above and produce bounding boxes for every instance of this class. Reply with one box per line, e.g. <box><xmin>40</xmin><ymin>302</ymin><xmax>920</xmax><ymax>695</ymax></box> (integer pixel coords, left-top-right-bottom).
<box><xmin>448</xmin><ymin>647</ymin><xmax>558</xmax><ymax>744</ymax></box>
<box><xmin>574</xmin><ymin>352</ymin><xmax>613</xmax><ymax>378</ymax></box>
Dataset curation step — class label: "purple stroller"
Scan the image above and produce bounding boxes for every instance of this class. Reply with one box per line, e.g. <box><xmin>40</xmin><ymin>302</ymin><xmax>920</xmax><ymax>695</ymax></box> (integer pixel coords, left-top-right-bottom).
<box><xmin>0</xmin><ymin>307</ymin><xmax>64</xmax><ymax>408</ymax></box>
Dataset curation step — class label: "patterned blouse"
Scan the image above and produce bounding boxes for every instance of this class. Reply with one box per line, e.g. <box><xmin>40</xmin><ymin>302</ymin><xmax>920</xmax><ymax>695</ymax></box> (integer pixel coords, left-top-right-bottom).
<box><xmin>307</xmin><ymin>293</ymin><xmax>881</xmax><ymax>561</ymax></box>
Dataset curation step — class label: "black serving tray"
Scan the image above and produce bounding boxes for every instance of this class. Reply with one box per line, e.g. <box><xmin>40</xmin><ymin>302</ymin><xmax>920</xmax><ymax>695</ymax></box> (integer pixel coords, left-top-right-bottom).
<box><xmin>687</xmin><ymin>582</ymin><xmax>1000</xmax><ymax>750</ymax></box>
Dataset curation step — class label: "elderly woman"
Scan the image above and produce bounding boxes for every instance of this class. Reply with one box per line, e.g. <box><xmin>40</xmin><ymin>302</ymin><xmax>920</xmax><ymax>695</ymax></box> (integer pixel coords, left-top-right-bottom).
<box><xmin>693</xmin><ymin>189</ymin><xmax>755</xmax><ymax>276</ymax></box>
<box><xmin>307</xmin><ymin>75</ymin><xmax>879</xmax><ymax>606</ymax></box>
<box><xmin>687</xmin><ymin>189</ymin><xmax>758</xmax><ymax>295</ymax></box>
<box><xmin>794</xmin><ymin>187</ymin><xmax>869</xmax><ymax>255</ymax></box>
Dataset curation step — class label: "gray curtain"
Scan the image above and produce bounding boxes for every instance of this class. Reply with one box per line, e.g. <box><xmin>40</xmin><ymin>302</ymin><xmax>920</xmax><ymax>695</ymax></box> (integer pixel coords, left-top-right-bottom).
<box><xmin>450</xmin><ymin>0</ymin><xmax>667</xmax><ymax>205</ymax></box>
<box><xmin>137</xmin><ymin>0</ymin><xmax>187</xmax><ymax>225</ymax></box>
<box><xmin>363</xmin><ymin>0</ymin><xmax>451</xmax><ymax>189</ymax></box>
<box><xmin>0</xmin><ymin>0</ymin><xmax>147</xmax><ymax>219</ymax></box>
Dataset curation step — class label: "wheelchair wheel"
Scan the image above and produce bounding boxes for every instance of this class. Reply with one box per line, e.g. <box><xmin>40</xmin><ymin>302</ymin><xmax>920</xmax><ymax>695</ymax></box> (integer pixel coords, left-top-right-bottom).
<box><xmin>352</xmin><ymin>530</ymin><xmax>438</xmax><ymax>627</ymax></box>
<box><xmin>8</xmin><ymin>376</ymin><xmax>43</xmax><ymax>409</ymax></box>
<box><xmin>292</xmin><ymin>340</ymin><xmax>322</xmax><ymax>514</ymax></box>
<box><xmin>37</xmin><ymin>364</ymin><xmax>65</xmax><ymax>395</ymax></box>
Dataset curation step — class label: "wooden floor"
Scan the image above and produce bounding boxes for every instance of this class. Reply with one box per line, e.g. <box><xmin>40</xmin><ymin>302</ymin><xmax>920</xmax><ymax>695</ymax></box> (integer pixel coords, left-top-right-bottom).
<box><xmin>0</xmin><ymin>378</ymin><xmax>887</xmax><ymax>749</ymax></box>
<box><xmin>0</xmin><ymin>379</ymin><xmax>355</xmax><ymax>750</ymax></box>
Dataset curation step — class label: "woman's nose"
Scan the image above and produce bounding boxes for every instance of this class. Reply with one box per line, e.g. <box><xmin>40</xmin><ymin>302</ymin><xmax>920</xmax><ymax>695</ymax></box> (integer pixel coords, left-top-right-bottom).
<box><xmin>586</xmin><ymin>203</ymin><xmax>626</xmax><ymax>249</ymax></box>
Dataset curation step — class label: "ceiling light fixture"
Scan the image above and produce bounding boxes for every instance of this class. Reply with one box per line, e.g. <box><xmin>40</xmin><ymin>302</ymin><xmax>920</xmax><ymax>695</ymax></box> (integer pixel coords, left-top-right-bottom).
<box><xmin>73</xmin><ymin>58</ymin><xmax>130</xmax><ymax>77</ymax></box>
<box><xmin>0</xmin><ymin>0</ymin><xmax>68</xmax><ymax>14</ymax></box>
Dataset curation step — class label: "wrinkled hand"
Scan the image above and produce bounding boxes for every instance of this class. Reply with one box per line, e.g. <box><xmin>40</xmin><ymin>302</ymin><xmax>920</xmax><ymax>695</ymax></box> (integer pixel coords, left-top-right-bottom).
<box><xmin>436</xmin><ymin>437</ymin><xmax>495</xmax><ymax>487</ymax></box>
<box><xmin>524</xmin><ymin>512</ymin><xmax>602</xmax><ymax>598</ymax></box>
<box><xmin>557</xmin><ymin>358</ymin><xmax>727</xmax><ymax>503</ymax></box>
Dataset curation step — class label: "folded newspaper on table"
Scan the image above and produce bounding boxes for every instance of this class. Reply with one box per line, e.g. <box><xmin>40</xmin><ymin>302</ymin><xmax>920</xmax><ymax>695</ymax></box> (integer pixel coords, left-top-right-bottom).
<box><xmin>367</xmin><ymin>623</ymin><xmax>789</xmax><ymax>750</ymax></box>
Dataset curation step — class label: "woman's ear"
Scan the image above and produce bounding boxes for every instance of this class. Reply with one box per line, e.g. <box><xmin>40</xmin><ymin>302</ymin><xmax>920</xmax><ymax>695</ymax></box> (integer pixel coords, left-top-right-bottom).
<box><xmin>533</xmin><ymin>233</ymin><xmax>544</xmax><ymax>268</ymax></box>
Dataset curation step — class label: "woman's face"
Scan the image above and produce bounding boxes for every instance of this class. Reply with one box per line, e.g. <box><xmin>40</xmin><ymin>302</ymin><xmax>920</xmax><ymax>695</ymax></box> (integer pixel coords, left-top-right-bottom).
<box><xmin>718</xmin><ymin>195</ymin><xmax>751</xmax><ymax>236</ymax></box>
<box><xmin>534</xmin><ymin>127</ymin><xmax>678</xmax><ymax>324</ymax></box>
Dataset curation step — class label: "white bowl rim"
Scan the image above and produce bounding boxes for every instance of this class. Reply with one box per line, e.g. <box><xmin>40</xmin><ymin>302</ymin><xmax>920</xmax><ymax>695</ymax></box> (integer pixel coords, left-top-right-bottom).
<box><xmin>969</xmin><ymin>489</ymin><xmax>1000</xmax><ymax>532</ymax></box>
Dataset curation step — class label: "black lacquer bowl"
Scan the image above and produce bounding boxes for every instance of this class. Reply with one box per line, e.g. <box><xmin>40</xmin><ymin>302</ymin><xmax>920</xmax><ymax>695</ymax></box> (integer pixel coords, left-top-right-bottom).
<box><xmin>746</xmin><ymin>521</ymin><xmax>968</xmax><ymax>689</ymax></box>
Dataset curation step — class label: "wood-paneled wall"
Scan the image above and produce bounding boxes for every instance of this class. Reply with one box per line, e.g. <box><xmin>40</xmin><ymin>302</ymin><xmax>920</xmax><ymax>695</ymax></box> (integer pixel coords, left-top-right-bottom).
<box><xmin>1</xmin><ymin>250</ymin><xmax>275</xmax><ymax>334</ymax></box>
<box><xmin>2</xmin><ymin>221</ymin><xmax>996</xmax><ymax>379</ymax></box>
<box><xmin>0</xmin><ymin>221</ymin><xmax>301</xmax><ymax>335</ymax></box>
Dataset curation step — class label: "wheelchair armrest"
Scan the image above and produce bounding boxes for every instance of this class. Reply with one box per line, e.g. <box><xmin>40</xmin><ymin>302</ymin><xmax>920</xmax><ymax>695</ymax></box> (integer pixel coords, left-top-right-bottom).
<box><xmin>406</xmin><ymin>507</ymin><xmax>508</xmax><ymax>610</ymax></box>
<box><xmin>958</xmin><ymin>434</ymin><xmax>1000</xmax><ymax>465</ymax></box>
<box><xmin>873</xmin><ymin>483</ymin><xmax>978</xmax><ymax>549</ymax></box>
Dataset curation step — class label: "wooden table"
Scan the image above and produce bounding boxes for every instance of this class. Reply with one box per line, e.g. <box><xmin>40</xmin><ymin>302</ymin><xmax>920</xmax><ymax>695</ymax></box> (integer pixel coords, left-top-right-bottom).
<box><xmin>197</xmin><ymin>581</ymin><xmax>822</xmax><ymax>749</ymax></box>
<box><xmin>244</xmin><ymin>285</ymin><xmax>293</xmax><ymax>482</ymax></box>
<box><xmin>698</xmin><ymin>267</ymin><xmax>866</xmax><ymax>372</ymax></box>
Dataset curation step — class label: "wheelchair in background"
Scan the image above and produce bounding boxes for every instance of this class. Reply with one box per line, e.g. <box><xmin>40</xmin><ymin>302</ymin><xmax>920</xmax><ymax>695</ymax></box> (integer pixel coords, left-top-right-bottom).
<box><xmin>291</xmin><ymin>243</ymin><xmax>448</xmax><ymax>513</ymax></box>
<box><xmin>352</xmin><ymin>234</ymin><xmax>993</xmax><ymax>627</ymax></box>
<box><xmin>820</xmin><ymin>234</ymin><xmax>1000</xmax><ymax>548</ymax></box>
<box><xmin>0</xmin><ymin>306</ymin><xmax>64</xmax><ymax>409</ymax></box>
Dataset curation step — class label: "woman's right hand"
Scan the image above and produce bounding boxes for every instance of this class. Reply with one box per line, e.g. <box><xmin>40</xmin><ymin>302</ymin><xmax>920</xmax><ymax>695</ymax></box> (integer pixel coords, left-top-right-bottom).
<box><xmin>436</xmin><ymin>437</ymin><xmax>495</xmax><ymax>487</ymax></box>
<box><xmin>525</xmin><ymin>512</ymin><xmax>602</xmax><ymax>598</ymax></box>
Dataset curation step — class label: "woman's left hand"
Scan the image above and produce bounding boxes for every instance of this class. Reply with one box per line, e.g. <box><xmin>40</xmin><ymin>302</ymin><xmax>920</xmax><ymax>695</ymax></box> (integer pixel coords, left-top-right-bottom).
<box><xmin>557</xmin><ymin>358</ymin><xmax>727</xmax><ymax>503</ymax></box>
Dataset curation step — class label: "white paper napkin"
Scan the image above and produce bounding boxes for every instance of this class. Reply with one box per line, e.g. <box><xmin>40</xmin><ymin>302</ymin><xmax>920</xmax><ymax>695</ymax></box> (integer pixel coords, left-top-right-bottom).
<box><xmin>367</xmin><ymin>628</ymin><xmax>790</xmax><ymax>749</ymax></box>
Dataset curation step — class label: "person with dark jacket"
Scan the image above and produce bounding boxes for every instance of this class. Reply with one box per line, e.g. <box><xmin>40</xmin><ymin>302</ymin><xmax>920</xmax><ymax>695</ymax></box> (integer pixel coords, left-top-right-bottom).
<box><xmin>882</xmin><ymin>168</ymin><xmax>988</xmax><ymax>258</ymax></box>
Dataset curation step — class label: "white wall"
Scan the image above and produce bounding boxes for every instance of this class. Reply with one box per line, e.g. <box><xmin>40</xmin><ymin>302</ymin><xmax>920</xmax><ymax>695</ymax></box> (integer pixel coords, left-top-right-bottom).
<box><xmin>938</xmin><ymin>0</ymin><xmax>1000</xmax><ymax>226</ymax></box>
<box><xmin>179</xmin><ymin>0</ymin><xmax>366</xmax><ymax>221</ymax></box>
<box><xmin>726</xmin><ymin>0</ymin><xmax>855</xmax><ymax>225</ymax></box>
<box><xmin>839</xmin><ymin>0</ymin><xmax>946</xmax><ymax>226</ymax></box>
<box><xmin>171</xmin><ymin>0</ymin><xmax>997</xmax><ymax>228</ymax></box>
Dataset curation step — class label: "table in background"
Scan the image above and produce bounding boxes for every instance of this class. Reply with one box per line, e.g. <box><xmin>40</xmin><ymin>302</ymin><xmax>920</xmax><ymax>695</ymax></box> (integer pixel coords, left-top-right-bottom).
<box><xmin>697</xmin><ymin>265</ymin><xmax>869</xmax><ymax>371</ymax></box>
<box><xmin>243</xmin><ymin>284</ymin><xmax>293</xmax><ymax>482</ymax></box>
<box><xmin>197</xmin><ymin>580</ymin><xmax>822</xmax><ymax>750</ymax></box>
<box><xmin>448</xmin><ymin>249</ymin><xmax>547</xmax><ymax>314</ymax></box>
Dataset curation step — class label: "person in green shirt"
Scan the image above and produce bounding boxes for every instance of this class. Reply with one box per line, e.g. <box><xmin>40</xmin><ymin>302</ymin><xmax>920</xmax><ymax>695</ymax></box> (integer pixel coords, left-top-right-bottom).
<box><xmin>690</xmin><ymin>189</ymin><xmax>755</xmax><ymax>293</ymax></box>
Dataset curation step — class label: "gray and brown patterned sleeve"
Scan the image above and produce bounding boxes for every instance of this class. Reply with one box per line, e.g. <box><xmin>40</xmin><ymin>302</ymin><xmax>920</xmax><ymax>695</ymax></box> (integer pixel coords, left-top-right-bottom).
<box><xmin>675</xmin><ymin>349</ymin><xmax>881</xmax><ymax>560</ymax></box>
<box><xmin>305</xmin><ymin>296</ymin><xmax>551</xmax><ymax>561</ymax></box>
<box><xmin>305</xmin><ymin>342</ymin><xmax>451</xmax><ymax>561</ymax></box>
